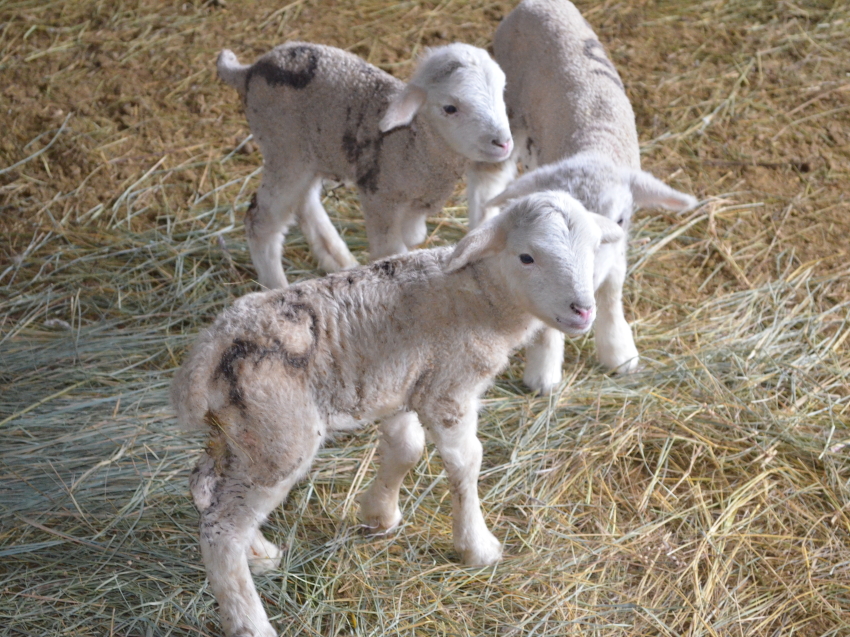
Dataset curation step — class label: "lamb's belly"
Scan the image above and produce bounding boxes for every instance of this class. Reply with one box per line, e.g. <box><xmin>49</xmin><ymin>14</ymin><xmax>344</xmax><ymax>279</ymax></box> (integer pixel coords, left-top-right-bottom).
<box><xmin>327</xmin><ymin>396</ymin><xmax>406</xmax><ymax>432</ymax></box>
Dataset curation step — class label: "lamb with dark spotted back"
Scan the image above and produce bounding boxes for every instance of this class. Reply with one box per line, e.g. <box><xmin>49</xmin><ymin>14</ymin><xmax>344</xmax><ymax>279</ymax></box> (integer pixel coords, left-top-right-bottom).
<box><xmin>171</xmin><ymin>191</ymin><xmax>623</xmax><ymax>637</ymax></box>
<box><xmin>466</xmin><ymin>0</ymin><xmax>698</xmax><ymax>393</ymax></box>
<box><xmin>217</xmin><ymin>41</ymin><xmax>513</xmax><ymax>290</ymax></box>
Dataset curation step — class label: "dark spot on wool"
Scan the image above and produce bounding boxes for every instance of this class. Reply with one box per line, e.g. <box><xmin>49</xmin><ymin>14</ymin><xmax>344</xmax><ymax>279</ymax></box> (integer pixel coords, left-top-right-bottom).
<box><xmin>583</xmin><ymin>39</ymin><xmax>624</xmax><ymax>90</ymax></box>
<box><xmin>244</xmin><ymin>192</ymin><xmax>260</xmax><ymax>235</ymax></box>
<box><xmin>342</xmin><ymin>130</ymin><xmax>360</xmax><ymax>164</ymax></box>
<box><xmin>248</xmin><ymin>45</ymin><xmax>319</xmax><ymax>90</ymax></box>
<box><xmin>215</xmin><ymin>339</ymin><xmax>259</xmax><ymax>409</ymax></box>
<box><xmin>214</xmin><ymin>304</ymin><xmax>318</xmax><ymax>409</ymax></box>
<box><xmin>341</xmin><ymin>102</ymin><xmax>385</xmax><ymax>194</ymax></box>
<box><xmin>356</xmin><ymin>162</ymin><xmax>381</xmax><ymax>193</ymax></box>
<box><xmin>373</xmin><ymin>260</ymin><xmax>396</xmax><ymax>278</ymax></box>
<box><xmin>427</xmin><ymin>59</ymin><xmax>463</xmax><ymax>83</ymax></box>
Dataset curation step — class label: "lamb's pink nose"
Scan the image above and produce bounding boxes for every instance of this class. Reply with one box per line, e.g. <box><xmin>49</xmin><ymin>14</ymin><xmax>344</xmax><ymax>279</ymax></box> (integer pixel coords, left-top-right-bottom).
<box><xmin>570</xmin><ymin>303</ymin><xmax>593</xmax><ymax>323</ymax></box>
<box><xmin>491</xmin><ymin>138</ymin><xmax>513</xmax><ymax>153</ymax></box>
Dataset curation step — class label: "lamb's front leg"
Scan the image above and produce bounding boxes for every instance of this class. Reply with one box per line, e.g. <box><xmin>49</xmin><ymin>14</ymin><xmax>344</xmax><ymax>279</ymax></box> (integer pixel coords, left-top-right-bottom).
<box><xmin>424</xmin><ymin>403</ymin><xmax>501</xmax><ymax>566</ymax></box>
<box><xmin>523</xmin><ymin>326</ymin><xmax>565</xmax><ymax>395</ymax></box>
<box><xmin>359</xmin><ymin>411</ymin><xmax>425</xmax><ymax>533</ymax></box>
<box><xmin>466</xmin><ymin>159</ymin><xmax>516</xmax><ymax>229</ymax></box>
<box><xmin>360</xmin><ymin>194</ymin><xmax>408</xmax><ymax>261</ymax></box>
<box><xmin>594</xmin><ymin>247</ymin><xmax>639</xmax><ymax>374</ymax></box>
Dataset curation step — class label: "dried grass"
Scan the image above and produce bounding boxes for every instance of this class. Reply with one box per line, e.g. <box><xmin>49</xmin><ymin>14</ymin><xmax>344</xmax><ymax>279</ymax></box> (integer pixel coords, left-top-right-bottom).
<box><xmin>1</xmin><ymin>1</ymin><xmax>848</xmax><ymax>636</ymax></box>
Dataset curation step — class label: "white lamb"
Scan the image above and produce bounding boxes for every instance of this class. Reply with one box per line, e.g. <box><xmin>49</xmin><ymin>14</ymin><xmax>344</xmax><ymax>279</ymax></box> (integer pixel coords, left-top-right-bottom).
<box><xmin>217</xmin><ymin>41</ymin><xmax>513</xmax><ymax>289</ymax></box>
<box><xmin>467</xmin><ymin>0</ymin><xmax>698</xmax><ymax>393</ymax></box>
<box><xmin>171</xmin><ymin>191</ymin><xmax>622</xmax><ymax>637</ymax></box>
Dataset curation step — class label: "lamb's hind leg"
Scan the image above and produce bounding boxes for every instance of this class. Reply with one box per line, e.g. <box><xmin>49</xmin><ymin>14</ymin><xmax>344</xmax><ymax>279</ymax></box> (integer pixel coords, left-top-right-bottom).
<box><xmin>246</xmin><ymin>169</ymin><xmax>314</xmax><ymax>290</ymax></box>
<box><xmin>298</xmin><ymin>178</ymin><xmax>358</xmax><ymax>273</ymax></box>
<box><xmin>359</xmin><ymin>411</ymin><xmax>425</xmax><ymax>533</ymax></box>
<box><xmin>191</xmin><ymin>442</ymin><xmax>319</xmax><ymax>637</ymax></box>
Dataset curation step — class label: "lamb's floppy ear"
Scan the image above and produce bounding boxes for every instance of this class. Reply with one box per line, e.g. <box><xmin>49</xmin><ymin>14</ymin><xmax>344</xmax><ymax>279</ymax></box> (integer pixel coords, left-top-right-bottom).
<box><xmin>629</xmin><ymin>170</ymin><xmax>698</xmax><ymax>211</ymax></box>
<box><xmin>485</xmin><ymin>171</ymin><xmax>540</xmax><ymax>209</ymax></box>
<box><xmin>592</xmin><ymin>214</ymin><xmax>624</xmax><ymax>245</ymax></box>
<box><xmin>379</xmin><ymin>85</ymin><xmax>428</xmax><ymax>132</ymax></box>
<box><xmin>444</xmin><ymin>218</ymin><xmax>507</xmax><ymax>273</ymax></box>
<box><xmin>486</xmin><ymin>161</ymin><xmax>575</xmax><ymax>209</ymax></box>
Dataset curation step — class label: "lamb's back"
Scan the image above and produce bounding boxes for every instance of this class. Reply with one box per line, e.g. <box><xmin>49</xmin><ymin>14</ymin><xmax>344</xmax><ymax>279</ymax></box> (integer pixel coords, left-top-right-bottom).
<box><xmin>495</xmin><ymin>0</ymin><xmax>640</xmax><ymax>167</ymax></box>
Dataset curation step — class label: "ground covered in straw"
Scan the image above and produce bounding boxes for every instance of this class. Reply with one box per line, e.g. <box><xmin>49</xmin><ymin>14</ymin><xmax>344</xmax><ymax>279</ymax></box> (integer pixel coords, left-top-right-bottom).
<box><xmin>1</xmin><ymin>1</ymin><xmax>848</xmax><ymax>635</ymax></box>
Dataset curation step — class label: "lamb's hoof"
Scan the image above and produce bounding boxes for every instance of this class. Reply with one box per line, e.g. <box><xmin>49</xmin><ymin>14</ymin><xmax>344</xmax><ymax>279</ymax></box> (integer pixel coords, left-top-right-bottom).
<box><xmin>458</xmin><ymin>532</ymin><xmax>502</xmax><ymax>567</ymax></box>
<box><xmin>604</xmin><ymin>355</ymin><xmax>640</xmax><ymax>375</ymax></box>
<box><xmin>359</xmin><ymin>508</ymin><xmax>403</xmax><ymax>536</ymax></box>
<box><xmin>231</xmin><ymin>624</ymin><xmax>277</xmax><ymax>637</ymax></box>
<box><xmin>248</xmin><ymin>536</ymin><xmax>285</xmax><ymax>576</ymax></box>
<box><xmin>523</xmin><ymin>368</ymin><xmax>562</xmax><ymax>396</ymax></box>
<box><xmin>320</xmin><ymin>252</ymin><xmax>359</xmax><ymax>274</ymax></box>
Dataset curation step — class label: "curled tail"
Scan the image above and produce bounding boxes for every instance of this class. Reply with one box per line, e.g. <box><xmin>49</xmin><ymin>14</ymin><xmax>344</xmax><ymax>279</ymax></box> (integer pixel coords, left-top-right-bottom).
<box><xmin>217</xmin><ymin>49</ymin><xmax>251</xmax><ymax>98</ymax></box>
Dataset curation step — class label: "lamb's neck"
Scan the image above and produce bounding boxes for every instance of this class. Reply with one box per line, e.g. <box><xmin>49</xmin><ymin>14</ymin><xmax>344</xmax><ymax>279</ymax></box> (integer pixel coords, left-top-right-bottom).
<box><xmin>411</xmin><ymin>116</ymin><xmax>468</xmax><ymax>177</ymax></box>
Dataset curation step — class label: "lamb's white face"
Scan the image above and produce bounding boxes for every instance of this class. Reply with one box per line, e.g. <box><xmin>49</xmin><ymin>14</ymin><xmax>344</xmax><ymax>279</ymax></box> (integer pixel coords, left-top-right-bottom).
<box><xmin>420</xmin><ymin>45</ymin><xmax>513</xmax><ymax>163</ymax></box>
<box><xmin>499</xmin><ymin>192</ymin><xmax>620</xmax><ymax>335</ymax></box>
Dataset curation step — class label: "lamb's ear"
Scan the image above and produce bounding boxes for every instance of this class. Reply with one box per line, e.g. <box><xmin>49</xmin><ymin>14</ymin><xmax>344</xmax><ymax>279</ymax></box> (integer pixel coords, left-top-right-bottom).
<box><xmin>485</xmin><ymin>171</ymin><xmax>540</xmax><ymax>208</ymax></box>
<box><xmin>592</xmin><ymin>214</ymin><xmax>624</xmax><ymax>245</ymax></box>
<box><xmin>379</xmin><ymin>85</ymin><xmax>428</xmax><ymax>132</ymax></box>
<box><xmin>629</xmin><ymin>170</ymin><xmax>698</xmax><ymax>211</ymax></box>
<box><xmin>444</xmin><ymin>219</ymin><xmax>507</xmax><ymax>273</ymax></box>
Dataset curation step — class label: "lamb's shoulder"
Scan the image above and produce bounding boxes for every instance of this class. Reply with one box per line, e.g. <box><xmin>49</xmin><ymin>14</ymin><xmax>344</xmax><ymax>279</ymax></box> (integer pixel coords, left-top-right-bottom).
<box><xmin>373</xmin><ymin>121</ymin><xmax>468</xmax><ymax>204</ymax></box>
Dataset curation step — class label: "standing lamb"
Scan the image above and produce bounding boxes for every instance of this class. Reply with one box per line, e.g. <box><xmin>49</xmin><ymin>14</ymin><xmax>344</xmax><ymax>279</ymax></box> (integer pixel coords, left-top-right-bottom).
<box><xmin>467</xmin><ymin>0</ymin><xmax>698</xmax><ymax>393</ymax></box>
<box><xmin>217</xmin><ymin>42</ymin><xmax>513</xmax><ymax>289</ymax></box>
<box><xmin>171</xmin><ymin>191</ymin><xmax>622</xmax><ymax>637</ymax></box>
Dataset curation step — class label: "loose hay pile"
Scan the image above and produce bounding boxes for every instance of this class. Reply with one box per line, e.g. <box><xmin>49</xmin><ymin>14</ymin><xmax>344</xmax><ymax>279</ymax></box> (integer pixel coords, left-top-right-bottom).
<box><xmin>1</xmin><ymin>1</ymin><xmax>848</xmax><ymax>635</ymax></box>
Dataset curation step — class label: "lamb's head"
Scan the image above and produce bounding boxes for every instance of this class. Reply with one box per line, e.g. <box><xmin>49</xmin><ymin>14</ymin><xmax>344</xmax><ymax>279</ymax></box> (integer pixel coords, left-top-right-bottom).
<box><xmin>379</xmin><ymin>43</ymin><xmax>513</xmax><ymax>163</ymax></box>
<box><xmin>446</xmin><ymin>191</ymin><xmax>623</xmax><ymax>335</ymax></box>
<box><xmin>486</xmin><ymin>153</ymin><xmax>698</xmax><ymax>230</ymax></box>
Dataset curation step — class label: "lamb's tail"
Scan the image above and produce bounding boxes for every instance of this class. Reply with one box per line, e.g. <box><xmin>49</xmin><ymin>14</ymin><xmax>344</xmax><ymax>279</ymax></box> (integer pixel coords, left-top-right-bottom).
<box><xmin>170</xmin><ymin>335</ymin><xmax>220</xmax><ymax>431</ymax></box>
<box><xmin>216</xmin><ymin>49</ymin><xmax>251</xmax><ymax>98</ymax></box>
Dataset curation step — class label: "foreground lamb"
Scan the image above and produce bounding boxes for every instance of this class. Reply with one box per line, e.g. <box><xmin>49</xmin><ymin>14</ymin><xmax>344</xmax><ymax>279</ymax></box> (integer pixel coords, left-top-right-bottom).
<box><xmin>218</xmin><ymin>41</ymin><xmax>513</xmax><ymax>289</ymax></box>
<box><xmin>468</xmin><ymin>0</ymin><xmax>697</xmax><ymax>393</ymax></box>
<box><xmin>171</xmin><ymin>191</ymin><xmax>621</xmax><ymax>637</ymax></box>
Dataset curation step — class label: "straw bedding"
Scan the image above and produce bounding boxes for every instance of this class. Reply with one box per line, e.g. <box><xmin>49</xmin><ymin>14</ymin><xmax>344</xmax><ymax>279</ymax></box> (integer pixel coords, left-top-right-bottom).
<box><xmin>1</xmin><ymin>1</ymin><xmax>848</xmax><ymax>635</ymax></box>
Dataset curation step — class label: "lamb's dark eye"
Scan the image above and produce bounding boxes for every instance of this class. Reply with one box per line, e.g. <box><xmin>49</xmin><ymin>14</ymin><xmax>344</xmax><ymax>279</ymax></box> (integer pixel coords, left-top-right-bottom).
<box><xmin>519</xmin><ymin>253</ymin><xmax>534</xmax><ymax>264</ymax></box>
<box><xmin>617</xmin><ymin>217</ymin><xmax>625</xmax><ymax>226</ymax></box>
<box><xmin>442</xmin><ymin>105</ymin><xmax>458</xmax><ymax>114</ymax></box>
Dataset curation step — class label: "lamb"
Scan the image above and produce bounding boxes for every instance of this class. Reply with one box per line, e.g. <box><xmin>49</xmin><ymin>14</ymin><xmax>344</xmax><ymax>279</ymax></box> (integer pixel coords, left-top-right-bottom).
<box><xmin>467</xmin><ymin>0</ymin><xmax>698</xmax><ymax>393</ymax></box>
<box><xmin>171</xmin><ymin>191</ymin><xmax>623</xmax><ymax>637</ymax></box>
<box><xmin>217</xmin><ymin>41</ymin><xmax>513</xmax><ymax>290</ymax></box>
